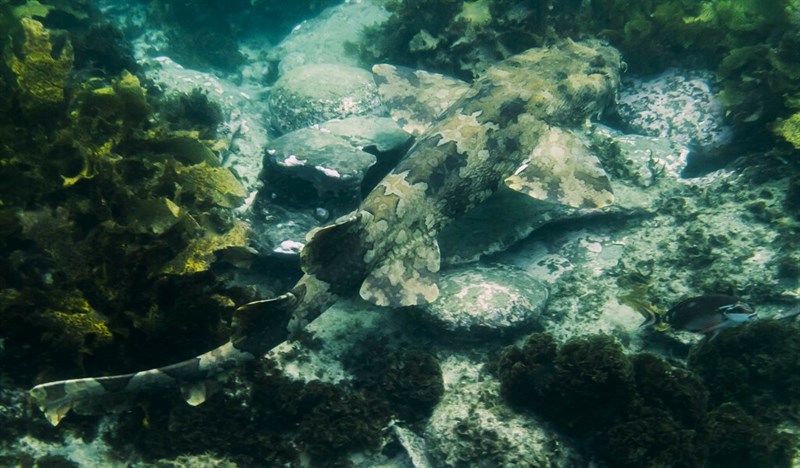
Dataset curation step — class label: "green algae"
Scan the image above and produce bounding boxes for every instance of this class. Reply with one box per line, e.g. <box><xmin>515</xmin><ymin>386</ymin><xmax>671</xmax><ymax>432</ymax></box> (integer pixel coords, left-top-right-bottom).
<box><xmin>775</xmin><ymin>111</ymin><xmax>800</xmax><ymax>149</ymax></box>
<box><xmin>6</xmin><ymin>17</ymin><xmax>73</xmax><ymax>117</ymax></box>
<box><xmin>173</xmin><ymin>162</ymin><xmax>248</xmax><ymax>209</ymax></box>
<box><xmin>40</xmin><ymin>292</ymin><xmax>113</xmax><ymax>355</ymax></box>
<box><xmin>162</xmin><ymin>220</ymin><xmax>249</xmax><ymax>275</ymax></box>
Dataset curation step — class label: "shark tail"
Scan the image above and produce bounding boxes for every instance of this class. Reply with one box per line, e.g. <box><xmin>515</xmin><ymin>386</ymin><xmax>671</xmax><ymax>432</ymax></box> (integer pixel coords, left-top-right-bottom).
<box><xmin>30</xmin><ymin>294</ymin><xmax>302</xmax><ymax>426</ymax></box>
<box><xmin>29</xmin><ymin>340</ymin><xmax>253</xmax><ymax>426</ymax></box>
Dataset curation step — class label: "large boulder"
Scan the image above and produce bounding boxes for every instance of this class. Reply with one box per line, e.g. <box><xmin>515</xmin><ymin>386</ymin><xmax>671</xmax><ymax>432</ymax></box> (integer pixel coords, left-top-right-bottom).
<box><xmin>618</xmin><ymin>68</ymin><xmax>732</xmax><ymax>152</ymax></box>
<box><xmin>411</xmin><ymin>264</ymin><xmax>548</xmax><ymax>341</ymax></box>
<box><xmin>267</xmin><ymin>63</ymin><xmax>383</xmax><ymax>135</ymax></box>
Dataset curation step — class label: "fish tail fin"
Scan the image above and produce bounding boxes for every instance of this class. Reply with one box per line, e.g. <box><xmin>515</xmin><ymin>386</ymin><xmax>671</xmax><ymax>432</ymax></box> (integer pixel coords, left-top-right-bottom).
<box><xmin>639</xmin><ymin>311</ymin><xmax>659</xmax><ymax>329</ymax></box>
<box><xmin>637</xmin><ymin>305</ymin><xmax>669</xmax><ymax>331</ymax></box>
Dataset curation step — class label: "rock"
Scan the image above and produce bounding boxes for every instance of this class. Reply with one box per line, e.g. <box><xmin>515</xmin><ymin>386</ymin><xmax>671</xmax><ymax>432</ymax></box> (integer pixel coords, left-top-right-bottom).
<box><xmin>590</xmin><ymin>124</ymin><xmax>689</xmax><ymax>187</ymax></box>
<box><xmin>411</xmin><ymin>264</ymin><xmax>547</xmax><ymax>341</ymax></box>
<box><xmin>140</xmin><ymin>56</ymin><xmax>269</xmax><ymax>191</ymax></box>
<box><xmin>247</xmin><ymin>201</ymin><xmax>323</xmax><ymax>258</ymax></box>
<box><xmin>254</xmin><ymin>116</ymin><xmax>412</xmax><ymax>259</ymax></box>
<box><xmin>266</xmin><ymin>1</ymin><xmax>390</xmax><ymax>77</ymax></box>
<box><xmin>318</xmin><ymin>116</ymin><xmax>412</xmax><ymax>153</ymax></box>
<box><xmin>425</xmin><ymin>374</ymin><xmax>580</xmax><ymax>467</ymax></box>
<box><xmin>267</xmin><ymin>63</ymin><xmax>383</xmax><ymax>135</ymax></box>
<box><xmin>261</xmin><ymin>127</ymin><xmax>377</xmax><ymax>211</ymax></box>
<box><xmin>391</xmin><ymin>423</ymin><xmax>433</xmax><ymax>468</ymax></box>
<box><xmin>618</xmin><ymin>68</ymin><xmax>732</xmax><ymax>151</ymax></box>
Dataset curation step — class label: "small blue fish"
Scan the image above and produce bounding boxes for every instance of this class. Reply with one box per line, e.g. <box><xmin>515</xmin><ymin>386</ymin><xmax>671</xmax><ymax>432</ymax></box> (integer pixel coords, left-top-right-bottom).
<box><xmin>662</xmin><ymin>294</ymin><xmax>756</xmax><ymax>338</ymax></box>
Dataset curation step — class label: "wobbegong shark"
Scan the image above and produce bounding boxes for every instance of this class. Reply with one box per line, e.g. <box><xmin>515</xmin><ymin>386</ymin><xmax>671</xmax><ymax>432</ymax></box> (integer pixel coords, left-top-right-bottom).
<box><xmin>30</xmin><ymin>39</ymin><xmax>622</xmax><ymax>425</ymax></box>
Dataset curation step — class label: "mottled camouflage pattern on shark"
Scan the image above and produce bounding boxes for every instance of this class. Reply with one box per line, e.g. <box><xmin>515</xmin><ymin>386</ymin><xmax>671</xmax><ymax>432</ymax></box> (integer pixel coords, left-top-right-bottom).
<box><xmin>31</xmin><ymin>39</ymin><xmax>621</xmax><ymax>425</ymax></box>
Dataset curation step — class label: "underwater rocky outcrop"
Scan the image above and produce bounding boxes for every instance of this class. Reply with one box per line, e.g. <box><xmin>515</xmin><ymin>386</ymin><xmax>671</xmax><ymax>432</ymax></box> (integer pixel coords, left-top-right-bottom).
<box><xmin>3</xmin><ymin>0</ymin><xmax>800</xmax><ymax>465</ymax></box>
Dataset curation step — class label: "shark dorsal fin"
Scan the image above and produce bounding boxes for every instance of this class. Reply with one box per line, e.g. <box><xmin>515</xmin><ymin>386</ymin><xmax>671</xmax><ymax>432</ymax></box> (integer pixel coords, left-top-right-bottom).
<box><xmin>372</xmin><ymin>63</ymin><xmax>470</xmax><ymax>136</ymax></box>
<box><xmin>360</xmin><ymin>235</ymin><xmax>440</xmax><ymax>307</ymax></box>
<box><xmin>505</xmin><ymin>127</ymin><xmax>614</xmax><ymax>209</ymax></box>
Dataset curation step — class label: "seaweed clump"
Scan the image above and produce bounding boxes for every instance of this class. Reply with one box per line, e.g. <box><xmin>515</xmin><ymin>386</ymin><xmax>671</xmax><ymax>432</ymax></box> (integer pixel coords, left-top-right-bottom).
<box><xmin>0</xmin><ymin>9</ymin><xmax>252</xmax><ymax>385</ymax></box>
<box><xmin>5</xmin><ymin>16</ymin><xmax>74</xmax><ymax>119</ymax></box>
<box><xmin>689</xmin><ymin>319</ymin><xmax>800</xmax><ymax>421</ymax></box>
<box><xmin>494</xmin><ymin>332</ymin><xmax>796</xmax><ymax>467</ymax></box>
<box><xmin>158</xmin><ymin>88</ymin><xmax>224</xmax><ymax>139</ymax></box>
<box><xmin>343</xmin><ymin>339</ymin><xmax>445</xmax><ymax>423</ymax></box>
<box><xmin>106</xmin><ymin>360</ymin><xmax>389</xmax><ymax>465</ymax></box>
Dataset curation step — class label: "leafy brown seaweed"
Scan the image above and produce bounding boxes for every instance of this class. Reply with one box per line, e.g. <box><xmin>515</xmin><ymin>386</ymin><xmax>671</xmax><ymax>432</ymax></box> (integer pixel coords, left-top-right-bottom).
<box><xmin>0</xmin><ymin>7</ymin><xmax>252</xmax><ymax>384</ymax></box>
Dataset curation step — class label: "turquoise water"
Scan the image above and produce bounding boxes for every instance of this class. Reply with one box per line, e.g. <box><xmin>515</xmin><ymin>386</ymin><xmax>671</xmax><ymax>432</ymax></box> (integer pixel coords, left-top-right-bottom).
<box><xmin>1</xmin><ymin>1</ymin><xmax>799</xmax><ymax>466</ymax></box>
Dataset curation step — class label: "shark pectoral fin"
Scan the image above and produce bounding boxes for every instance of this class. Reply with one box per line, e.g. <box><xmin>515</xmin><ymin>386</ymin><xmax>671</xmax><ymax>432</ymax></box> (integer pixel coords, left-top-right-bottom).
<box><xmin>41</xmin><ymin>402</ymin><xmax>72</xmax><ymax>427</ymax></box>
<box><xmin>372</xmin><ymin>63</ymin><xmax>470</xmax><ymax>136</ymax></box>
<box><xmin>505</xmin><ymin>127</ymin><xmax>614</xmax><ymax>209</ymax></box>
<box><xmin>301</xmin><ymin>211</ymin><xmax>365</xmax><ymax>276</ymax></box>
<box><xmin>232</xmin><ymin>294</ymin><xmax>298</xmax><ymax>342</ymax></box>
<box><xmin>360</xmin><ymin>236</ymin><xmax>441</xmax><ymax>307</ymax></box>
<box><xmin>32</xmin><ymin>392</ymin><xmax>74</xmax><ymax>427</ymax></box>
<box><xmin>300</xmin><ymin>211</ymin><xmax>373</xmax><ymax>290</ymax></box>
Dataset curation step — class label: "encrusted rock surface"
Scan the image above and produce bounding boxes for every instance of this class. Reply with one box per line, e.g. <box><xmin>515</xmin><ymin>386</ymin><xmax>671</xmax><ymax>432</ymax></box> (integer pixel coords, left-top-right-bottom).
<box><xmin>262</xmin><ymin>127</ymin><xmax>377</xmax><ymax>210</ymax></box>
<box><xmin>141</xmin><ymin>56</ymin><xmax>270</xmax><ymax>191</ymax></box>
<box><xmin>425</xmin><ymin>358</ymin><xmax>579</xmax><ymax>468</ymax></box>
<box><xmin>618</xmin><ymin>68</ymin><xmax>732</xmax><ymax>151</ymax></box>
<box><xmin>266</xmin><ymin>0</ymin><xmax>390</xmax><ymax>77</ymax></box>
<box><xmin>411</xmin><ymin>264</ymin><xmax>548</xmax><ymax>341</ymax></box>
<box><xmin>267</xmin><ymin>63</ymin><xmax>383</xmax><ymax>135</ymax></box>
<box><xmin>318</xmin><ymin>116</ymin><xmax>412</xmax><ymax>153</ymax></box>
<box><xmin>254</xmin><ymin>116</ymin><xmax>412</xmax><ymax>258</ymax></box>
